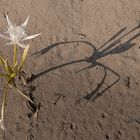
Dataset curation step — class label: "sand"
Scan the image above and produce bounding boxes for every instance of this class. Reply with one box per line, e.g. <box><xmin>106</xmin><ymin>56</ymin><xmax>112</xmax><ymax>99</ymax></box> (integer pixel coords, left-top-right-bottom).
<box><xmin>0</xmin><ymin>0</ymin><xmax>140</xmax><ymax>140</ymax></box>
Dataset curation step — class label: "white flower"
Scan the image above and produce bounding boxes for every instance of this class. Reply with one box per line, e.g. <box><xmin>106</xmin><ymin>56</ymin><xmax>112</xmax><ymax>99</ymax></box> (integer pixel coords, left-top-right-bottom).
<box><xmin>0</xmin><ymin>14</ymin><xmax>41</xmax><ymax>48</ymax></box>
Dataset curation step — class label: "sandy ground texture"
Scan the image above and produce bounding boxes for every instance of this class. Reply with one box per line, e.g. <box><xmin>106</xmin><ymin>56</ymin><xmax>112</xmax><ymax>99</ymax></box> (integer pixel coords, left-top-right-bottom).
<box><xmin>0</xmin><ymin>0</ymin><xmax>140</xmax><ymax>140</ymax></box>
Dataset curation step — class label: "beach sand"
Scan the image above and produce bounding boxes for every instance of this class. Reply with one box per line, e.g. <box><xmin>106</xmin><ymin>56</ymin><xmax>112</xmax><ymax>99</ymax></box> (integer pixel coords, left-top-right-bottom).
<box><xmin>0</xmin><ymin>0</ymin><xmax>140</xmax><ymax>139</ymax></box>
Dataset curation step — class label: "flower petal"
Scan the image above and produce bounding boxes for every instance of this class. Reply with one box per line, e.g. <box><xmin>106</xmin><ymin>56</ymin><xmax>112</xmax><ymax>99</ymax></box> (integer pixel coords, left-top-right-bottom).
<box><xmin>22</xmin><ymin>16</ymin><xmax>29</xmax><ymax>28</ymax></box>
<box><xmin>7</xmin><ymin>41</ymin><xmax>13</xmax><ymax>46</ymax></box>
<box><xmin>22</xmin><ymin>33</ymin><xmax>42</xmax><ymax>41</ymax></box>
<box><xmin>5</xmin><ymin>14</ymin><xmax>13</xmax><ymax>27</ymax></box>
<box><xmin>17</xmin><ymin>42</ymin><xmax>29</xmax><ymax>48</ymax></box>
<box><xmin>0</xmin><ymin>33</ymin><xmax>10</xmax><ymax>40</ymax></box>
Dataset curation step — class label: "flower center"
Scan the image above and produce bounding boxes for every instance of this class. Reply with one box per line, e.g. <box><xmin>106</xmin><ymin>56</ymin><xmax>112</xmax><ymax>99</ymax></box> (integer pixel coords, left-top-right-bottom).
<box><xmin>8</xmin><ymin>25</ymin><xmax>27</xmax><ymax>42</ymax></box>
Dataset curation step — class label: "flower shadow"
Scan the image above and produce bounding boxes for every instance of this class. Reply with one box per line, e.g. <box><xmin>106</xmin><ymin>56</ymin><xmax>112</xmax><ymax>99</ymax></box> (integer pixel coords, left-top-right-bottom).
<box><xmin>30</xmin><ymin>24</ymin><xmax>140</xmax><ymax>103</ymax></box>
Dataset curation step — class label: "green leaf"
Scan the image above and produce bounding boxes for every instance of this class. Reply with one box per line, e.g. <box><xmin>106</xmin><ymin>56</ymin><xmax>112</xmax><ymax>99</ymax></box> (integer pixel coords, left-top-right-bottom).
<box><xmin>4</xmin><ymin>60</ymin><xmax>13</xmax><ymax>74</ymax></box>
<box><xmin>16</xmin><ymin>87</ymin><xmax>35</xmax><ymax>105</ymax></box>
<box><xmin>19</xmin><ymin>45</ymin><xmax>29</xmax><ymax>71</ymax></box>
<box><xmin>10</xmin><ymin>73</ymin><xmax>16</xmax><ymax>78</ymax></box>
<box><xmin>0</xmin><ymin>56</ymin><xmax>5</xmax><ymax>67</ymax></box>
<box><xmin>0</xmin><ymin>73</ymin><xmax>9</xmax><ymax>78</ymax></box>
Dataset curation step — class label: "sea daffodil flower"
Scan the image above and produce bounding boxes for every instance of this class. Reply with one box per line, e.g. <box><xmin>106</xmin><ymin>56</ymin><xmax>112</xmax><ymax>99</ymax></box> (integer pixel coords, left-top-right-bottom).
<box><xmin>0</xmin><ymin>14</ymin><xmax>41</xmax><ymax>48</ymax></box>
<box><xmin>0</xmin><ymin>14</ymin><xmax>40</xmax><ymax>131</ymax></box>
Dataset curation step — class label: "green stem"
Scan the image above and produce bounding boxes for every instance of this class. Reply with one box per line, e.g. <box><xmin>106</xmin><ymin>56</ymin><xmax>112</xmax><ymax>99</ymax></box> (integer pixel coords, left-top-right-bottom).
<box><xmin>1</xmin><ymin>84</ymin><xmax>8</xmax><ymax>121</ymax></box>
<box><xmin>13</xmin><ymin>43</ymin><xmax>17</xmax><ymax>67</ymax></box>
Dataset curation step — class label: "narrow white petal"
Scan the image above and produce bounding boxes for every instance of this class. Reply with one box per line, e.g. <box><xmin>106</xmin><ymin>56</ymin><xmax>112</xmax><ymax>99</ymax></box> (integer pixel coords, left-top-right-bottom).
<box><xmin>22</xmin><ymin>16</ymin><xmax>29</xmax><ymax>27</ymax></box>
<box><xmin>7</xmin><ymin>41</ymin><xmax>13</xmax><ymax>46</ymax></box>
<box><xmin>5</xmin><ymin>14</ymin><xmax>13</xmax><ymax>27</ymax></box>
<box><xmin>0</xmin><ymin>33</ymin><xmax>10</xmax><ymax>40</ymax></box>
<box><xmin>17</xmin><ymin>42</ymin><xmax>29</xmax><ymax>48</ymax></box>
<box><xmin>0</xmin><ymin>119</ymin><xmax>5</xmax><ymax>131</ymax></box>
<box><xmin>22</xmin><ymin>33</ymin><xmax>42</xmax><ymax>41</ymax></box>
